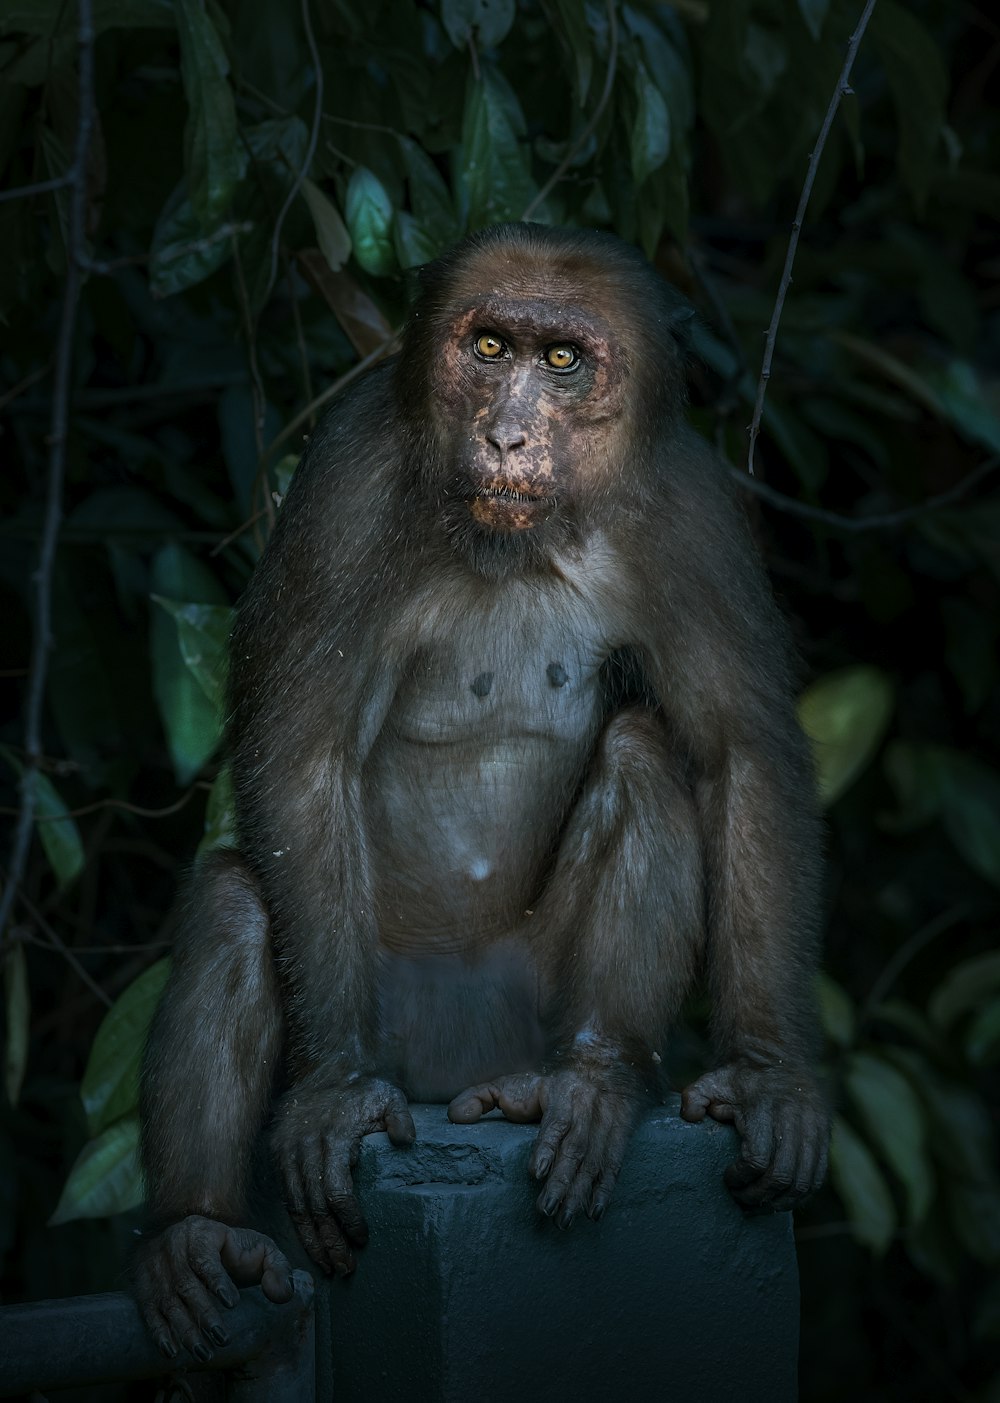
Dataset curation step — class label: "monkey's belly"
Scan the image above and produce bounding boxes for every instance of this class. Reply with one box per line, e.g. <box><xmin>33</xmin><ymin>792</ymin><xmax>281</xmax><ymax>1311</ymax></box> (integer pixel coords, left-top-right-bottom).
<box><xmin>375</xmin><ymin>940</ymin><xmax>545</xmax><ymax>1102</ymax></box>
<box><xmin>364</xmin><ymin>734</ymin><xmax>587</xmax><ymax>950</ymax></box>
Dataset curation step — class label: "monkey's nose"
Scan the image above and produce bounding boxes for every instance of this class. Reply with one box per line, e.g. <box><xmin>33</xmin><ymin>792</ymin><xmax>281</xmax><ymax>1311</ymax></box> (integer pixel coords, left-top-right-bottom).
<box><xmin>486</xmin><ymin>427</ymin><xmax>526</xmax><ymax>455</ymax></box>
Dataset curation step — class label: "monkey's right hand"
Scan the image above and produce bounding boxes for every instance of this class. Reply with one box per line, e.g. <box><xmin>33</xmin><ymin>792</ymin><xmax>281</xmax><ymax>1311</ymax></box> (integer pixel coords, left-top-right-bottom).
<box><xmin>272</xmin><ymin>1075</ymin><xmax>416</xmax><ymax>1276</ymax></box>
<box><xmin>132</xmin><ymin>1215</ymin><xmax>294</xmax><ymax>1363</ymax></box>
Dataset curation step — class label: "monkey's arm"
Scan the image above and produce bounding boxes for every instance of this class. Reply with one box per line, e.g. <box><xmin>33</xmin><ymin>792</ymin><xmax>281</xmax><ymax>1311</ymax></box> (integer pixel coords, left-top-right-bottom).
<box><xmin>227</xmin><ymin>377</ymin><xmax>417</xmax><ymax>1272</ymax></box>
<box><xmin>642</xmin><ymin>438</ymin><xmax>829</xmax><ymax>1209</ymax></box>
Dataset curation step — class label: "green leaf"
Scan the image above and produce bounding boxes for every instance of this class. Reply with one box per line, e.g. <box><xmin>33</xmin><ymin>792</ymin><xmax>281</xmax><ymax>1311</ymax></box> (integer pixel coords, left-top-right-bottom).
<box><xmin>150</xmin><ymin>545</ymin><xmax>227</xmax><ymax>785</ymax></box>
<box><xmin>49</xmin><ymin>1115</ymin><xmax>143</xmax><ymax>1224</ymax></box>
<box><xmin>816</xmin><ymin>973</ymin><xmax>854</xmax><ymax>1049</ymax></box>
<box><xmin>949</xmin><ymin>1183</ymin><xmax>1000</xmax><ymax>1265</ymax></box>
<box><xmin>0</xmin><ymin>749</ymin><xmax>84</xmax><ymax>890</ymax></box>
<box><xmin>966</xmin><ymin>999</ymin><xmax>1000</xmax><ymax>1067</ymax></box>
<box><xmin>345</xmin><ymin>167</ymin><xmax>396</xmax><ymax>277</ymax></box>
<box><xmin>273</xmin><ymin>453</ymin><xmax>299</xmax><ymax>502</ymax></box>
<box><xmin>81</xmin><ymin>960</ymin><xmax>170</xmax><ymax>1136</ymax></box>
<box><xmin>829</xmin><ymin>1115</ymin><xmax>896</xmax><ymax>1254</ymax></box>
<box><xmin>796</xmin><ymin>0</ymin><xmax>829</xmax><ymax>41</ymax></box>
<box><xmin>549</xmin><ymin>0</ymin><xmax>593</xmax><ymax>101</ymax></box>
<box><xmin>929</xmin><ymin>952</ymin><xmax>1000</xmax><ymax>1029</ymax></box>
<box><xmin>630</xmin><ymin>63</ymin><xmax>670</xmax><ymax>186</ymax></box>
<box><xmin>869</xmin><ymin>0</ymin><xmax>948</xmax><ymax>211</ymax></box>
<box><xmin>3</xmin><ymin>944</ymin><xmax>29</xmax><ymax>1108</ymax></box>
<box><xmin>798</xmin><ymin>666</ymin><xmax>894</xmax><ymax>806</ymax></box>
<box><xmin>151</xmin><ymin>599</ymin><xmax>231</xmax><ymax>712</ymax></box>
<box><xmin>174</xmin><ymin>0</ymin><xmax>241</xmax><ymax>228</ymax></box>
<box><xmin>917</xmin><ymin>1072</ymin><xmax>998</xmax><ymax>1187</ymax></box>
<box><xmin>441</xmin><ymin>0</ymin><xmax>515</xmax><ymax>49</ymax></box>
<box><xmin>301</xmin><ymin>178</ymin><xmax>352</xmax><ymax>273</ymax></box>
<box><xmin>458</xmin><ymin>65</ymin><xmax>534</xmax><ymax>227</ymax></box>
<box><xmin>149</xmin><ymin>181</ymin><xmax>243</xmax><ymax>298</ymax></box>
<box><xmin>197</xmin><ymin>768</ymin><xmax>237</xmax><ymax>858</ymax></box>
<box><xmin>394</xmin><ymin>211</ymin><xmax>441</xmax><ymax>270</ymax></box>
<box><xmin>845</xmin><ymin>1051</ymin><xmax>933</xmax><ymax>1225</ymax></box>
<box><xmin>399</xmin><ymin>139</ymin><xmax>459</xmax><ymax>245</ymax></box>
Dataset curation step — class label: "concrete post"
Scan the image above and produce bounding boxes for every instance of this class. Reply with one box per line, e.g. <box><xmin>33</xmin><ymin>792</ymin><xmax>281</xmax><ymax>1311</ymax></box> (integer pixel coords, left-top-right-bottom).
<box><xmin>313</xmin><ymin>1100</ymin><xmax>799</xmax><ymax>1403</ymax></box>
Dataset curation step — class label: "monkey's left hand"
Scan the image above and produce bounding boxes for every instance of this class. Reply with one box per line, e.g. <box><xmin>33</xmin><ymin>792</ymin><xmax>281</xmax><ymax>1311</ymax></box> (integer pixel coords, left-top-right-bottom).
<box><xmin>680</xmin><ymin>1063</ymin><xmax>829</xmax><ymax>1211</ymax></box>
<box><xmin>448</xmin><ymin>1048</ymin><xmax>656</xmax><ymax>1228</ymax></box>
<box><xmin>272</xmin><ymin>1075</ymin><xmax>415</xmax><ymax>1276</ymax></box>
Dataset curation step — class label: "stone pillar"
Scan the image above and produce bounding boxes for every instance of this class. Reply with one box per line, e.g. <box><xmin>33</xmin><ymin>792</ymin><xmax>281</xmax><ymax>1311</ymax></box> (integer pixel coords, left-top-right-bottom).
<box><xmin>313</xmin><ymin>1101</ymin><xmax>799</xmax><ymax>1403</ymax></box>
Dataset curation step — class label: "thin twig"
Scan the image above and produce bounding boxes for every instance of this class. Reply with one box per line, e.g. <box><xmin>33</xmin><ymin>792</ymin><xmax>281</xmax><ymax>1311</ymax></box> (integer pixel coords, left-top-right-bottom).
<box><xmin>0</xmin><ymin>783</ymin><xmax>208</xmax><ymax>823</ymax></box>
<box><xmin>0</xmin><ymin>364</ymin><xmax>51</xmax><ymax>413</ymax></box>
<box><xmin>861</xmin><ymin>903</ymin><xmax>972</xmax><ymax>1025</ymax></box>
<box><xmin>0</xmin><ymin>173</ymin><xmax>73</xmax><ymax>205</ymax></box>
<box><xmin>0</xmin><ymin>0</ymin><xmax>95</xmax><ymax>948</ymax></box>
<box><xmin>82</xmin><ymin>219</ymin><xmax>253</xmax><ymax>276</ymax></box>
<box><xmin>12</xmin><ymin>889</ymin><xmax>111</xmax><ymax>1007</ymax></box>
<box><xmin>730</xmin><ymin>453</ymin><xmax>999</xmax><ymax>532</ymax></box>
<box><xmin>264</xmin><ymin>335</ymin><xmax>399</xmax><ymax>459</ymax></box>
<box><xmin>521</xmin><ymin>0</ymin><xmax>619</xmax><ymax>221</ymax></box>
<box><xmin>746</xmin><ymin>0</ymin><xmax>877</xmax><ymax>476</ymax></box>
<box><xmin>259</xmin><ymin>0</ymin><xmax>323</xmax><ymax>310</ymax></box>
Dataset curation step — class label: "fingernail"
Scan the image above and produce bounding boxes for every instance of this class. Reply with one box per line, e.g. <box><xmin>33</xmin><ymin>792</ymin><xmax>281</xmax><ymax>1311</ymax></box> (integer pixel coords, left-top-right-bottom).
<box><xmin>591</xmin><ymin>1201</ymin><xmax>607</xmax><ymax>1221</ymax></box>
<box><xmin>534</xmin><ymin>1152</ymin><xmax>553</xmax><ymax>1178</ymax></box>
<box><xmin>192</xmin><ymin>1341</ymin><xmax>212</xmax><ymax>1363</ymax></box>
<box><xmin>208</xmin><ymin>1325</ymin><xmax>229</xmax><ymax>1347</ymax></box>
<box><xmin>556</xmin><ymin>1209</ymin><xmax>575</xmax><ymax>1230</ymax></box>
<box><xmin>217</xmin><ymin>1286</ymin><xmax>239</xmax><ymax>1308</ymax></box>
<box><xmin>158</xmin><ymin>1336</ymin><xmax>178</xmax><ymax>1360</ymax></box>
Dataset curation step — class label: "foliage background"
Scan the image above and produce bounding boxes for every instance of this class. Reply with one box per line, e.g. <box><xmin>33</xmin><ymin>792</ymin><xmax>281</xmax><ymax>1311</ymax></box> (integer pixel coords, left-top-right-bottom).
<box><xmin>1</xmin><ymin>1</ymin><xmax>999</xmax><ymax>1399</ymax></box>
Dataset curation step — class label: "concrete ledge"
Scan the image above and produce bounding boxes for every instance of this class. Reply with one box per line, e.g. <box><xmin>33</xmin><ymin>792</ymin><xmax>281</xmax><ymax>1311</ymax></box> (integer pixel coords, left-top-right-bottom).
<box><xmin>318</xmin><ymin>1100</ymin><xmax>798</xmax><ymax>1403</ymax></box>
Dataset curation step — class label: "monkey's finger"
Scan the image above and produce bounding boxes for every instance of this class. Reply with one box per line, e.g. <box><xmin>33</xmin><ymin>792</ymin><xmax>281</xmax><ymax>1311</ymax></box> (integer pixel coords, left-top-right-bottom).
<box><xmin>536</xmin><ymin>1118</ymin><xmax>589</xmax><ymax>1216</ymax></box>
<box><xmin>587</xmin><ymin>1114</ymin><xmax>633</xmax><ymax>1220</ymax></box>
<box><xmin>725</xmin><ymin>1105</ymin><xmax>777</xmax><ymax>1195</ymax></box>
<box><xmin>137</xmin><ymin>1296</ymin><xmax>179</xmax><ymax>1362</ymax></box>
<box><xmin>529</xmin><ymin>1105</ymin><xmax>573</xmax><ymax>1180</ymax></box>
<box><xmin>384</xmin><ymin>1100</ymin><xmax>416</xmax><ymax>1147</ymax></box>
<box><xmin>219</xmin><ymin>1230</ymin><xmax>294</xmax><ymax>1303</ymax></box>
<box><xmin>447</xmin><ymin>1082</ymin><xmax>503</xmax><ymax>1123</ymax></box>
<box><xmin>735</xmin><ymin>1120</ymin><xmax>799</xmax><ymax>1209</ymax></box>
<box><xmin>321</xmin><ymin>1139</ymin><xmax>370</xmax><ymax>1248</ymax></box>
<box><xmin>187</xmin><ymin>1240</ymin><xmax>240</xmax><ymax>1309</ymax></box>
<box><xmin>160</xmin><ymin>1295</ymin><xmax>213</xmax><ymax>1364</ymax></box>
<box><xmin>176</xmin><ymin>1277</ymin><xmax>231</xmax><ymax>1350</ymax></box>
<box><xmin>558</xmin><ymin>1135</ymin><xmax>610</xmax><ymax>1228</ymax></box>
<box><xmin>288</xmin><ymin>1211</ymin><xmax>334</xmax><ymax>1275</ymax></box>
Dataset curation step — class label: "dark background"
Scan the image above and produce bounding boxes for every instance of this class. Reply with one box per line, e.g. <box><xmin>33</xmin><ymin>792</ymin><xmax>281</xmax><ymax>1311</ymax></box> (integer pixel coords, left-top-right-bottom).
<box><xmin>1</xmin><ymin>1</ymin><xmax>998</xmax><ymax>1400</ymax></box>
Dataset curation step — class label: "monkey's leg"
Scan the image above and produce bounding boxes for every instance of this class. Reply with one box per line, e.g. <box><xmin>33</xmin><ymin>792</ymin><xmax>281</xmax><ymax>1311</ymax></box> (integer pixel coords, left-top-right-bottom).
<box><xmin>450</xmin><ymin>707</ymin><xmax>704</xmax><ymax>1225</ymax></box>
<box><xmin>135</xmin><ymin>850</ymin><xmax>293</xmax><ymax>1363</ymax></box>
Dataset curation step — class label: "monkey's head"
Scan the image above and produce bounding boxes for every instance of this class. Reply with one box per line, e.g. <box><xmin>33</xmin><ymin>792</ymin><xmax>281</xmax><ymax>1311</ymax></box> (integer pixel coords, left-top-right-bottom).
<box><xmin>398</xmin><ymin>223</ymin><xmax>692</xmax><ymax>569</ymax></box>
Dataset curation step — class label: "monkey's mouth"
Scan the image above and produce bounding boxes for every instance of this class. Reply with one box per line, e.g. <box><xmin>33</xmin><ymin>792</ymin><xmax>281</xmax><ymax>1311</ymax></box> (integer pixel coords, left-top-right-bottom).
<box><xmin>468</xmin><ymin>483</ymin><xmax>555</xmax><ymax>532</ymax></box>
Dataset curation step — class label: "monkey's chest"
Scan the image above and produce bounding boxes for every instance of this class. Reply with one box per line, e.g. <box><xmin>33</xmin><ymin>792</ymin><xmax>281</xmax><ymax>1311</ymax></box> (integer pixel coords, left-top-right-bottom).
<box><xmin>362</xmin><ymin>636</ymin><xmax>606</xmax><ymax>947</ymax></box>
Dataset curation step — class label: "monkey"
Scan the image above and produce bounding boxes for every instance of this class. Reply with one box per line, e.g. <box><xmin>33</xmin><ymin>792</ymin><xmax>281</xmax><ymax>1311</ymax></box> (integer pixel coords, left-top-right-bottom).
<box><xmin>134</xmin><ymin>222</ymin><xmax>828</xmax><ymax>1362</ymax></box>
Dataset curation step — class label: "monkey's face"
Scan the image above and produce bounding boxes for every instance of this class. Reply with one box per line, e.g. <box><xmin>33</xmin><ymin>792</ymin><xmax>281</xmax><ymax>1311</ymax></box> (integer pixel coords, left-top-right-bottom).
<box><xmin>429</xmin><ymin>295</ymin><xmax>628</xmax><ymax>536</ymax></box>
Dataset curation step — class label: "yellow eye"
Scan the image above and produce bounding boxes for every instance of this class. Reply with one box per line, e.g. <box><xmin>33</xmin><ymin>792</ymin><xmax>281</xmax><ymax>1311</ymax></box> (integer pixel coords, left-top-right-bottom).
<box><xmin>545</xmin><ymin>344</ymin><xmax>578</xmax><ymax>370</ymax></box>
<box><xmin>476</xmin><ymin>334</ymin><xmax>504</xmax><ymax>358</ymax></box>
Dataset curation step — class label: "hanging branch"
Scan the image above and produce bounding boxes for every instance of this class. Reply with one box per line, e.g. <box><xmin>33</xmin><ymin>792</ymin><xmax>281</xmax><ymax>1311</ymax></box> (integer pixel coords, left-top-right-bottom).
<box><xmin>746</xmin><ymin>0</ymin><xmax>877</xmax><ymax>475</ymax></box>
<box><xmin>0</xmin><ymin>0</ymin><xmax>96</xmax><ymax>946</ymax></box>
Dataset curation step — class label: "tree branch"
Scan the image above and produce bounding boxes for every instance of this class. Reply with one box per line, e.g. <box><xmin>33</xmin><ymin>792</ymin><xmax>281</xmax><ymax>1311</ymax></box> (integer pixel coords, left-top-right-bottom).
<box><xmin>0</xmin><ymin>0</ymin><xmax>95</xmax><ymax>947</ymax></box>
<box><xmin>730</xmin><ymin>453</ymin><xmax>999</xmax><ymax>532</ymax></box>
<box><xmin>746</xmin><ymin>0</ymin><xmax>877</xmax><ymax>475</ymax></box>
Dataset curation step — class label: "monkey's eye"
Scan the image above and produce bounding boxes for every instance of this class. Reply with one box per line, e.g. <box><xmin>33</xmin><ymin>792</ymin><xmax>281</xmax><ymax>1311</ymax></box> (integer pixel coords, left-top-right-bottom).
<box><xmin>544</xmin><ymin>344</ymin><xmax>579</xmax><ymax>372</ymax></box>
<box><xmin>475</xmin><ymin>333</ymin><xmax>506</xmax><ymax>359</ymax></box>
